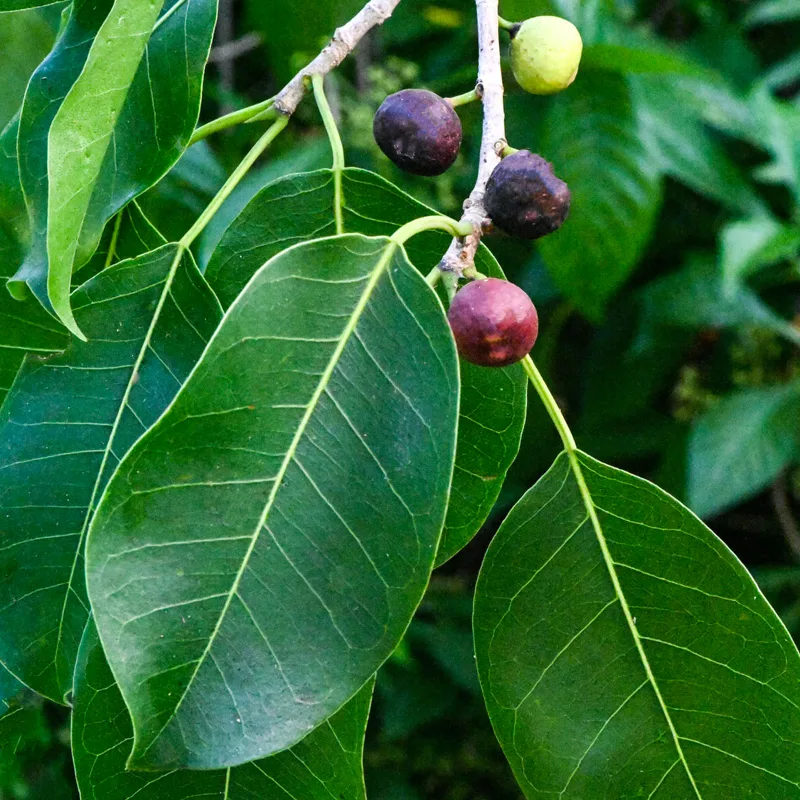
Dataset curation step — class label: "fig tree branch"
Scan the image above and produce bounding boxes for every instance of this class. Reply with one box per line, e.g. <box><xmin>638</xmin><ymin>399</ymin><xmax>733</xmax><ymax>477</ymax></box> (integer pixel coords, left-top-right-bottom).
<box><xmin>273</xmin><ymin>0</ymin><xmax>403</xmax><ymax>116</ymax></box>
<box><xmin>192</xmin><ymin>0</ymin><xmax>402</xmax><ymax>143</ymax></box>
<box><xmin>438</xmin><ymin>0</ymin><xmax>506</xmax><ymax>276</ymax></box>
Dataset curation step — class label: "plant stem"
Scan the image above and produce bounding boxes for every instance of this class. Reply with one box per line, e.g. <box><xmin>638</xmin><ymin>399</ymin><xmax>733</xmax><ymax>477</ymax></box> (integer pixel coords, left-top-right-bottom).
<box><xmin>104</xmin><ymin>211</ymin><xmax>123</xmax><ymax>269</ymax></box>
<box><xmin>521</xmin><ymin>355</ymin><xmax>576</xmax><ymax>451</ymax></box>
<box><xmin>497</xmin><ymin>15</ymin><xmax>516</xmax><ymax>30</ymax></box>
<box><xmin>391</xmin><ymin>215</ymin><xmax>473</xmax><ymax>246</ymax></box>
<box><xmin>189</xmin><ymin>99</ymin><xmax>275</xmax><ymax>145</ymax></box>
<box><xmin>447</xmin><ymin>88</ymin><xmax>479</xmax><ymax>108</ymax></box>
<box><xmin>180</xmin><ymin>116</ymin><xmax>289</xmax><ymax>249</ymax></box>
<box><xmin>438</xmin><ymin>0</ymin><xmax>506</xmax><ymax>276</ymax></box>
<box><xmin>425</xmin><ymin>266</ymin><xmax>443</xmax><ymax>288</ymax></box>
<box><xmin>312</xmin><ymin>73</ymin><xmax>345</xmax><ymax>235</ymax></box>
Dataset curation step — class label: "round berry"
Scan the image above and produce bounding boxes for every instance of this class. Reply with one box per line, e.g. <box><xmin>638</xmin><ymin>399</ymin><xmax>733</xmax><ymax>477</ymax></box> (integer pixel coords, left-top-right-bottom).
<box><xmin>510</xmin><ymin>16</ymin><xmax>583</xmax><ymax>96</ymax></box>
<box><xmin>373</xmin><ymin>89</ymin><xmax>462</xmax><ymax>176</ymax></box>
<box><xmin>484</xmin><ymin>150</ymin><xmax>570</xmax><ymax>240</ymax></box>
<box><xmin>448</xmin><ymin>278</ymin><xmax>538</xmax><ymax>368</ymax></box>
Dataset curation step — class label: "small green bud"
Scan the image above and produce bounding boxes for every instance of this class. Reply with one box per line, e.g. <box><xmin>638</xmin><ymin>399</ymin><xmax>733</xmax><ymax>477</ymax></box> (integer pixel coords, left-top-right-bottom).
<box><xmin>510</xmin><ymin>16</ymin><xmax>583</xmax><ymax>96</ymax></box>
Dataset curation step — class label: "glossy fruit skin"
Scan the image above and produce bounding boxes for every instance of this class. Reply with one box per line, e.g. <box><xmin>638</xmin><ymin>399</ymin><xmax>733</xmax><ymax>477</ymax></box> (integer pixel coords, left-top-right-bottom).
<box><xmin>510</xmin><ymin>16</ymin><xmax>583</xmax><ymax>95</ymax></box>
<box><xmin>484</xmin><ymin>150</ymin><xmax>570</xmax><ymax>240</ymax></box>
<box><xmin>373</xmin><ymin>89</ymin><xmax>462</xmax><ymax>176</ymax></box>
<box><xmin>448</xmin><ymin>278</ymin><xmax>538</xmax><ymax>368</ymax></box>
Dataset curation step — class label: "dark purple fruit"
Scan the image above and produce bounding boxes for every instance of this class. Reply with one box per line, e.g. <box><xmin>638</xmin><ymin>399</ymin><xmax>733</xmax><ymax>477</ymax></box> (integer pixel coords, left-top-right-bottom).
<box><xmin>484</xmin><ymin>150</ymin><xmax>570</xmax><ymax>239</ymax></box>
<box><xmin>447</xmin><ymin>278</ymin><xmax>538</xmax><ymax>367</ymax></box>
<box><xmin>373</xmin><ymin>89</ymin><xmax>462</xmax><ymax>176</ymax></box>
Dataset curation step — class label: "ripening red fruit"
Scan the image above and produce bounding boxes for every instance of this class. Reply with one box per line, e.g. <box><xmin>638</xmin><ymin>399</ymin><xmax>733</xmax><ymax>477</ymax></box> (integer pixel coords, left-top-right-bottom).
<box><xmin>373</xmin><ymin>89</ymin><xmax>462</xmax><ymax>176</ymax></box>
<box><xmin>447</xmin><ymin>278</ymin><xmax>538</xmax><ymax>367</ymax></box>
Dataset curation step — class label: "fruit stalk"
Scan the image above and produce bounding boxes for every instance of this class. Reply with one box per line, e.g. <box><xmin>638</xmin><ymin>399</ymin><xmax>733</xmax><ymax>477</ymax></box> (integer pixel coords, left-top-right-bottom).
<box><xmin>438</xmin><ymin>0</ymin><xmax>507</xmax><ymax>276</ymax></box>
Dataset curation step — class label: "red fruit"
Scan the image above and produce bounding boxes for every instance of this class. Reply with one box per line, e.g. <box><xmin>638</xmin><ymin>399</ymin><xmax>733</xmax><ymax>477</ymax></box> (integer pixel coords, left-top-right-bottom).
<box><xmin>447</xmin><ymin>278</ymin><xmax>538</xmax><ymax>367</ymax></box>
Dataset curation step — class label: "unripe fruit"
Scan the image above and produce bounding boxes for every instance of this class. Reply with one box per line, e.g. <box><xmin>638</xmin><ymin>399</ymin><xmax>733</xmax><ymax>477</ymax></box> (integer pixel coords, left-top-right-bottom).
<box><xmin>448</xmin><ymin>278</ymin><xmax>538</xmax><ymax>368</ymax></box>
<box><xmin>373</xmin><ymin>89</ymin><xmax>462</xmax><ymax>176</ymax></box>
<box><xmin>484</xmin><ymin>150</ymin><xmax>570</xmax><ymax>240</ymax></box>
<box><xmin>510</xmin><ymin>16</ymin><xmax>583</xmax><ymax>95</ymax></box>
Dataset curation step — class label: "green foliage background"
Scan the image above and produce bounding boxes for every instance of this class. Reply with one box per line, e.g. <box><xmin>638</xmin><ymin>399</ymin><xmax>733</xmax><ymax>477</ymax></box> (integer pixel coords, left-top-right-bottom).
<box><xmin>2</xmin><ymin>0</ymin><xmax>800</xmax><ymax>796</ymax></box>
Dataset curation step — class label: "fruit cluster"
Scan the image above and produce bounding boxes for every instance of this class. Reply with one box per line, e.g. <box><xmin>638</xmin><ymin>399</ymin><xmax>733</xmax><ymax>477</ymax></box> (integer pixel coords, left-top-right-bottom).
<box><xmin>372</xmin><ymin>15</ymin><xmax>582</xmax><ymax>368</ymax></box>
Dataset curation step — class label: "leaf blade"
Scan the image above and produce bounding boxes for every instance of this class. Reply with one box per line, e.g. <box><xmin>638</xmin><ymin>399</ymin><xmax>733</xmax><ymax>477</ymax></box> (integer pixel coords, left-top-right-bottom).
<box><xmin>86</xmin><ymin>233</ymin><xmax>459</xmax><ymax>769</ymax></box>
<box><xmin>0</xmin><ymin>243</ymin><xmax>222</xmax><ymax>702</ymax></box>
<box><xmin>538</xmin><ymin>72</ymin><xmax>662</xmax><ymax>318</ymax></box>
<box><xmin>45</xmin><ymin>0</ymin><xmax>167</xmax><ymax>336</ymax></box>
<box><xmin>205</xmin><ymin>166</ymin><xmax>527</xmax><ymax>564</ymax></box>
<box><xmin>72</xmin><ymin>621</ymin><xmax>373</xmax><ymax>800</ymax></box>
<box><xmin>475</xmin><ymin>450</ymin><xmax>800</xmax><ymax>798</ymax></box>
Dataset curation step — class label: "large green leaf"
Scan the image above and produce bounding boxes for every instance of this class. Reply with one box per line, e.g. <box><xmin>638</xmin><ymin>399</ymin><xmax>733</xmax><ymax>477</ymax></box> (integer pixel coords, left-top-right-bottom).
<box><xmin>537</xmin><ymin>72</ymin><xmax>662</xmax><ymax>318</ymax></box>
<box><xmin>86</xmin><ymin>234</ymin><xmax>459</xmax><ymax>769</ymax></box>
<box><xmin>206</xmin><ymin>167</ymin><xmax>527</xmax><ymax>565</ymax></box>
<box><xmin>688</xmin><ymin>383</ymin><xmax>800</xmax><ymax>519</ymax></box>
<box><xmin>638</xmin><ymin>255</ymin><xmax>800</xmax><ymax>348</ymax></box>
<box><xmin>475</xmin><ymin>449</ymin><xmax>800</xmax><ymax>798</ymax></box>
<box><xmin>0</xmin><ymin>244</ymin><xmax>222</xmax><ymax>703</ymax></box>
<box><xmin>43</xmin><ymin>0</ymin><xmax>167</xmax><ymax>336</ymax></box>
<box><xmin>632</xmin><ymin>77</ymin><xmax>765</xmax><ymax>216</ymax></box>
<box><xmin>73</xmin><ymin>621</ymin><xmax>373</xmax><ymax>800</ymax></box>
<box><xmin>11</xmin><ymin>0</ymin><xmax>217</xmax><ymax>334</ymax></box>
<box><xmin>0</xmin><ymin>115</ymin><xmax>68</xmax><ymax>410</ymax></box>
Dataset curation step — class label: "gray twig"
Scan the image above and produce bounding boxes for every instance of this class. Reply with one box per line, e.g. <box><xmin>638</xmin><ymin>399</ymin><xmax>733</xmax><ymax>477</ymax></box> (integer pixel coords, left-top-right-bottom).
<box><xmin>438</xmin><ymin>0</ymin><xmax>506</xmax><ymax>276</ymax></box>
<box><xmin>273</xmin><ymin>0</ymin><xmax>402</xmax><ymax>116</ymax></box>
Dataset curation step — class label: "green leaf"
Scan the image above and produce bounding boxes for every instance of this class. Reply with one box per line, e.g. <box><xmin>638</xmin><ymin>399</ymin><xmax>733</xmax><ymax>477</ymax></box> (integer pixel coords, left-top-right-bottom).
<box><xmin>744</xmin><ymin>0</ymin><xmax>800</xmax><ymax>27</ymax></box>
<box><xmin>206</xmin><ymin>167</ymin><xmax>527</xmax><ymax>565</ymax></box>
<box><xmin>0</xmin><ymin>244</ymin><xmax>222</xmax><ymax>703</ymax></box>
<box><xmin>688</xmin><ymin>383</ymin><xmax>800</xmax><ymax>519</ymax></box>
<box><xmin>632</xmin><ymin>77</ymin><xmax>765</xmax><ymax>216</ymax></box>
<box><xmin>0</xmin><ymin>0</ymin><xmax>62</xmax><ymax>9</ymax></box>
<box><xmin>638</xmin><ymin>255</ymin><xmax>800</xmax><ymax>348</ymax></box>
<box><xmin>73</xmin><ymin>621</ymin><xmax>373</xmax><ymax>800</ymax></box>
<box><xmin>582</xmin><ymin>43</ymin><xmax>708</xmax><ymax>78</ymax></box>
<box><xmin>11</xmin><ymin>0</ymin><xmax>217</xmax><ymax>334</ymax></box>
<box><xmin>763</xmin><ymin>52</ymin><xmax>800</xmax><ymax>92</ymax></box>
<box><xmin>44</xmin><ymin>0</ymin><xmax>167</xmax><ymax>336</ymax></box>
<box><xmin>720</xmin><ymin>217</ymin><xmax>800</xmax><ymax>290</ymax></box>
<box><xmin>537</xmin><ymin>72</ymin><xmax>662</xmax><ymax>318</ymax></box>
<box><xmin>0</xmin><ymin>6</ymin><xmax>59</xmax><ymax>130</ymax></box>
<box><xmin>86</xmin><ymin>233</ymin><xmax>459</xmax><ymax>770</ymax></box>
<box><xmin>73</xmin><ymin>200</ymin><xmax>167</xmax><ymax>285</ymax></box>
<box><xmin>0</xmin><ymin>114</ymin><xmax>68</xmax><ymax>411</ymax></box>
<box><xmin>474</xmin><ymin>449</ymin><xmax>800</xmax><ymax>798</ymax></box>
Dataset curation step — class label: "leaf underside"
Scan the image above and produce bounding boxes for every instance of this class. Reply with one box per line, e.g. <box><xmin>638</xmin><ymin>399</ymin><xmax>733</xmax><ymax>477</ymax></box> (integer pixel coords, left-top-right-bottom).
<box><xmin>86</xmin><ymin>234</ymin><xmax>459</xmax><ymax>769</ymax></box>
<box><xmin>11</xmin><ymin>0</ymin><xmax>216</xmax><ymax>329</ymax></box>
<box><xmin>72</xmin><ymin>621</ymin><xmax>372</xmax><ymax>800</ymax></box>
<box><xmin>475</xmin><ymin>450</ymin><xmax>800</xmax><ymax>799</ymax></box>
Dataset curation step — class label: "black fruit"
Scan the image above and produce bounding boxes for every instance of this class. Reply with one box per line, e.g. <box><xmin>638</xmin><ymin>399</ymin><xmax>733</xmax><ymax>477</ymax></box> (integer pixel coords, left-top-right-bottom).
<box><xmin>484</xmin><ymin>150</ymin><xmax>570</xmax><ymax>239</ymax></box>
<box><xmin>373</xmin><ymin>89</ymin><xmax>462</xmax><ymax>176</ymax></box>
<box><xmin>447</xmin><ymin>278</ymin><xmax>538</xmax><ymax>368</ymax></box>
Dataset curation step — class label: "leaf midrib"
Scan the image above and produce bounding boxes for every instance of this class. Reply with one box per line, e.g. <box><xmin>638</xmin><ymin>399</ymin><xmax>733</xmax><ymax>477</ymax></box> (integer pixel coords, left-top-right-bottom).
<box><xmin>135</xmin><ymin>239</ymin><xmax>400</xmax><ymax>764</ymax></box>
<box><xmin>568</xmin><ymin>449</ymin><xmax>703</xmax><ymax>798</ymax></box>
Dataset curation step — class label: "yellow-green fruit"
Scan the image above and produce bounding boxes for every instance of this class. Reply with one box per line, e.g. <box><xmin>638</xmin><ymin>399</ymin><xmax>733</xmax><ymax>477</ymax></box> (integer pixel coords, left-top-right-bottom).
<box><xmin>510</xmin><ymin>16</ymin><xmax>583</xmax><ymax>95</ymax></box>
